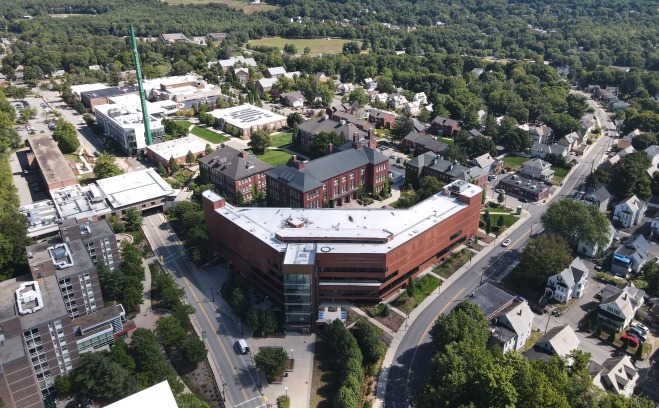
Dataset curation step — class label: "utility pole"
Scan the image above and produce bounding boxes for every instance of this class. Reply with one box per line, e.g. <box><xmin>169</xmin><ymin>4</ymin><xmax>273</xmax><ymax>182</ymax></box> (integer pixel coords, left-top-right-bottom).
<box><xmin>129</xmin><ymin>25</ymin><xmax>152</xmax><ymax>146</ymax></box>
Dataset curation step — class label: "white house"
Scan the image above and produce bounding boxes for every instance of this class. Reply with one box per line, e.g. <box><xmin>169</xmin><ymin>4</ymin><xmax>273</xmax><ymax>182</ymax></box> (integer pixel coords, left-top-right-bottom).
<box><xmin>612</xmin><ymin>195</ymin><xmax>647</xmax><ymax>228</ymax></box>
<box><xmin>530</xmin><ymin>142</ymin><xmax>569</xmax><ymax>159</ymax></box>
<box><xmin>597</xmin><ymin>285</ymin><xmax>645</xmax><ymax>331</ymax></box>
<box><xmin>387</xmin><ymin>93</ymin><xmax>408</xmax><ymax>110</ymax></box>
<box><xmin>545</xmin><ymin>257</ymin><xmax>589</xmax><ymax>303</ymax></box>
<box><xmin>374</xmin><ymin>93</ymin><xmax>388</xmax><ymax>104</ymax></box>
<box><xmin>520</xmin><ymin>158</ymin><xmax>554</xmax><ymax>182</ymax></box>
<box><xmin>535</xmin><ymin>325</ymin><xmax>580</xmax><ymax>358</ymax></box>
<box><xmin>266</xmin><ymin>66</ymin><xmax>287</xmax><ymax>79</ymax></box>
<box><xmin>413</xmin><ymin>92</ymin><xmax>428</xmax><ymax>105</ymax></box>
<box><xmin>611</xmin><ymin>235</ymin><xmax>649</xmax><ymax>277</ymax></box>
<box><xmin>592</xmin><ymin>356</ymin><xmax>639</xmax><ymax>398</ymax></box>
<box><xmin>528</xmin><ymin>125</ymin><xmax>554</xmax><ymax>144</ymax></box>
<box><xmin>281</xmin><ymin>91</ymin><xmax>305</xmax><ymax>108</ymax></box>
<box><xmin>580</xmin><ymin>114</ymin><xmax>596</xmax><ymax>137</ymax></box>
<box><xmin>338</xmin><ymin>83</ymin><xmax>356</xmax><ymax>94</ymax></box>
<box><xmin>578</xmin><ymin>223</ymin><xmax>616</xmax><ymax>258</ymax></box>
<box><xmin>490</xmin><ymin>300</ymin><xmax>534</xmax><ymax>353</ymax></box>
<box><xmin>363</xmin><ymin>78</ymin><xmax>377</xmax><ymax>91</ymax></box>
<box><xmin>403</xmin><ymin>101</ymin><xmax>421</xmax><ymax>116</ymax></box>
<box><xmin>608</xmin><ymin>145</ymin><xmax>635</xmax><ymax>166</ymax></box>
<box><xmin>645</xmin><ymin>145</ymin><xmax>659</xmax><ymax>176</ymax></box>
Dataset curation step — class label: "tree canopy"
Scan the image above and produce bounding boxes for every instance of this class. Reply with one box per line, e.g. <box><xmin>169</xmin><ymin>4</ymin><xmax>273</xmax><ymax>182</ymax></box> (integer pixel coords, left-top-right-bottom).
<box><xmin>53</xmin><ymin>119</ymin><xmax>80</xmax><ymax>153</ymax></box>
<box><xmin>610</xmin><ymin>152</ymin><xmax>652</xmax><ymax>200</ymax></box>
<box><xmin>309</xmin><ymin>131</ymin><xmax>345</xmax><ymax>159</ymax></box>
<box><xmin>93</xmin><ymin>153</ymin><xmax>123</xmax><ymax>179</ymax></box>
<box><xmin>248</xmin><ymin>129</ymin><xmax>271</xmax><ymax>155</ymax></box>
<box><xmin>517</xmin><ymin>235</ymin><xmax>572</xmax><ymax>288</ymax></box>
<box><xmin>540</xmin><ymin>198</ymin><xmax>612</xmax><ymax>249</ymax></box>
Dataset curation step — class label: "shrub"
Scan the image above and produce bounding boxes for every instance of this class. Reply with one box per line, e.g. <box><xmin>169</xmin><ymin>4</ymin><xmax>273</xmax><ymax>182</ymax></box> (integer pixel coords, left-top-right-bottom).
<box><xmin>277</xmin><ymin>396</ymin><xmax>290</xmax><ymax>408</ymax></box>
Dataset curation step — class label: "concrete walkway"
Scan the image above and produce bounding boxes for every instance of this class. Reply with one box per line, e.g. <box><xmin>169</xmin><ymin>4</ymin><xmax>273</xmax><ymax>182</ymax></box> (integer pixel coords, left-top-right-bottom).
<box><xmin>373</xmin><ymin>208</ymin><xmax>532</xmax><ymax>408</ymax></box>
<box><xmin>131</xmin><ymin>257</ymin><xmax>158</xmax><ymax>331</ymax></box>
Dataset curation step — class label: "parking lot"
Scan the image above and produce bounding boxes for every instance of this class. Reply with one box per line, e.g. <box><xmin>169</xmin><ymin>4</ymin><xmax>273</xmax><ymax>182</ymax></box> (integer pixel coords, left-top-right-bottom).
<box><xmin>9</xmin><ymin>148</ymin><xmax>49</xmax><ymax>206</ymax></box>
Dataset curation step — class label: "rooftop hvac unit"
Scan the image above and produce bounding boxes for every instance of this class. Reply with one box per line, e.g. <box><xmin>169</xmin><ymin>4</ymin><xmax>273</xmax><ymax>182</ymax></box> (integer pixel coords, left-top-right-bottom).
<box><xmin>107</xmin><ymin>108</ymin><xmax>121</xmax><ymax>118</ymax></box>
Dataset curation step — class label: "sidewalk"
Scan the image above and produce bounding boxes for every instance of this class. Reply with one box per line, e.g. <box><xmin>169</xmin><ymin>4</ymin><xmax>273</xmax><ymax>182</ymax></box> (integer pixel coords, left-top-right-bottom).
<box><xmin>131</xmin><ymin>257</ymin><xmax>158</xmax><ymax>331</ymax></box>
<box><xmin>372</xmin><ymin>208</ymin><xmax>531</xmax><ymax>408</ymax></box>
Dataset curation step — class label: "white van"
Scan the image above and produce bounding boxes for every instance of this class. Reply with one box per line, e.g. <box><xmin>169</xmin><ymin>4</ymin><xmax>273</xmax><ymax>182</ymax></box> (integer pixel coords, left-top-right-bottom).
<box><xmin>237</xmin><ymin>338</ymin><xmax>250</xmax><ymax>354</ymax></box>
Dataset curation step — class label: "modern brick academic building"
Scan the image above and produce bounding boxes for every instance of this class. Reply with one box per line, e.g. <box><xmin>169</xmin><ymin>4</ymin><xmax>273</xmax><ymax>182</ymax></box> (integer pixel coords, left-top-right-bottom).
<box><xmin>202</xmin><ymin>180</ymin><xmax>482</xmax><ymax>330</ymax></box>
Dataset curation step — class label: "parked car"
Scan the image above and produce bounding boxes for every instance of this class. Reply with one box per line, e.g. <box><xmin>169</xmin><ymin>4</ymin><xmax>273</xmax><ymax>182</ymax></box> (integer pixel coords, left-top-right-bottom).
<box><xmin>628</xmin><ymin>327</ymin><xmax>647</xmax><ymax>342</ymax></box>
<box><xmin>488</xmin><ymin>175</ymin><xmax>496</xmax><ymax>181</ymax></box>
<box><xmin>621</xmin><ymin>333</ymin><xmax>640</xmax><ymax>348</ymax></box>
<box><xmin>631</xmin><ymin>321</ymin><xmax>649</xmax><ymax>333</ymax></box>
<box><xmin>501</xmin><ymin>239</ymin><xmax>512</xmax><ymax>247</ymax></box>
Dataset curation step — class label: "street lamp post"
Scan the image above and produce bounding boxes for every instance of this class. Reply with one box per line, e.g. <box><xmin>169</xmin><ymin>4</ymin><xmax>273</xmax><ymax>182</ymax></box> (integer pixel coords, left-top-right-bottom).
<box><xmin>290</xmin><ymin>349</ymin><xmax>294</xmax><ymax>360</ymax></box>
<box><xmin>285</xmin><ymin>387</ymin><xmax>288</xmax><ymax>398</ymax></box>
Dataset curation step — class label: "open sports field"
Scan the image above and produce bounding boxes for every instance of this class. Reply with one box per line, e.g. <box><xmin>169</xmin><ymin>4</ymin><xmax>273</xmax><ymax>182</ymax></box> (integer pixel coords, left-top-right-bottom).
<box><xmin>249</xmin><ymin>37</ymin><xmax>362</xmax><ymax>54</ymax></box>
<box><xmin>165</xmin><ymin>0</ymin><xmax>276</xmax><ymax>14</ymax></box>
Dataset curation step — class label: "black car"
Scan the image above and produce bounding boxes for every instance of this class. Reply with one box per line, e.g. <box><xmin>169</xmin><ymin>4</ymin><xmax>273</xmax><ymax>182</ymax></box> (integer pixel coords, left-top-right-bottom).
<box><xmin>519</xmin><ymin>197</ymin><xmax>528</xmax><ymax>203</ymax></box>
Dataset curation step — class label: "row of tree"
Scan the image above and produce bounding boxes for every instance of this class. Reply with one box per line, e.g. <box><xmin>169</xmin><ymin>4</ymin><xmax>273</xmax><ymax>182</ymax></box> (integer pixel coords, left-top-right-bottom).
<box><xmin>165</xmin><ymin>201</ymin><xmax>214</xmax><ymax>264</ymax></box>
<box><xmin>97</xmin><ymin>241</ymin><xmax>145</xmax><ymax>312</ymax></box>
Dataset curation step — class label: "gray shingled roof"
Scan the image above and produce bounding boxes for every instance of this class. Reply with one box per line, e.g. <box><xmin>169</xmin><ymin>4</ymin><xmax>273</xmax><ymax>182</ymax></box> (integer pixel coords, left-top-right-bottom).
<box><xmin>198</xmin><ymin>145</ymin><xmax>273</xmax><ymax>180</ymax></box>
<box><xmin>267</xmin><ymin>146</ymin><xmax>387</xmax><ymax>192</ymax></box>
<box><xmin>299</xmin><ymin>117</ymin><xmax>368</xmax><ymax>141</ymax></box>
<box><xmin>407</xmin><ymin>152</ymin><xmax>487</xmax><ymax>181</ymax></box>
<box><xmin>432</xmin><ymin>116</ymin><xmax>459</xmax><ymax>127</ymax></box>
<box><xmin>403</xmin><ymin>131</ymin><xmax>448</xmax><ymax>153</ymax></box>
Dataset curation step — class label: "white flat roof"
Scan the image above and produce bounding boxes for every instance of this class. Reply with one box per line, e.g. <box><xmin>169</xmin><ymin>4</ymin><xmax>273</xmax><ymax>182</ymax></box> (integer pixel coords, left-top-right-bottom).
<box><xmin>50</xmin><ymin>184</ymin><xmax>111</xmax><ymax>221</ymax></box>
<box><xmin>70</xmin><ymin>83</ymin><xmax>109</xmax><ymax>96</ymax></box>
<box><xmin>210</xmin><ymin>104</ymin><xmax>286</xmax><ymax>129</ymax></box>
<box><xmin>96</xmin><ymin>169</ymin><xmax>174</xmax><ymax>209</ymax></box>
<box><xmin>106</xmin><ymin>381</ymin><xmax>177</xmax><ymax>408</ymax></box>
<box><xmin>146</xmin><ymin>136</ymin><xmax>207</xmax><ymax>160</ymax></box>
<box><xmin>204</xmin><ymin>182</ymin><xmax>481</xmax><ymax>254</ymax></box>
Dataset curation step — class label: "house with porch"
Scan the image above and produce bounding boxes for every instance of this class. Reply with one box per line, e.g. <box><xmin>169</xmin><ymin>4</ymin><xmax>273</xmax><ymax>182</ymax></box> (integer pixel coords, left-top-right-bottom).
<box><xmin>597</xmin><ymin>285</ymin><xmax>645</xmax><ymax>331</ymax></box>
<box><xmin>520</xmin><ymin>158</ymin><xmax>554</xmax><ymax>182</ymax></box>
<box><xmin>612</xmin><ymin>195</ymin><xmax>646</xmax><ymax>228</ymax></box>
<box><xmin>545</xmin><ymin>258</ymin><xmax>589</xmax><ymax>303</ymax></box>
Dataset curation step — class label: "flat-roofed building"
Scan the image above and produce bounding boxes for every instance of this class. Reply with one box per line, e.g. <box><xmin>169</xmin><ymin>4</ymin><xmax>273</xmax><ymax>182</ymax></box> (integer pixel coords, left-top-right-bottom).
<box><xmin>94</xmin><ymin>94</ymin><xmax>166</xmax><ymax>155</ymax></box>
<box><xmin>202</xmin><ymin>180</ymin><xmax>482</xmax><ymax>329</ymax></box>
<box><xmin>209</xmin><ymin>104</ymin><xmax>286</xmax><ymax>139</ymax></box>
<box><xmin>27</xmin><ymin>133</ymin><xmax>78</xmax><ymax>191</ymax></box>
<box><xmin>70</xmin><ymin>83</ymin><xmax>109</xmax><ymax>99</ymax></box>
<box><xmin>80</xmin><ymin>85</ymin><xmax>139</xmax><ymax>111</ymax></box>
<box><xmin>161</xmin><ymin>33</ymin><xmax>189</xmax><ymax>44</ymax></box>
<box><xmin>106</xmin><ymin>381</ymin><xmax>178</xmax><ymax>408</ymax></box>
<box><xmin>58</xmin><ymin>219</ymin><xmax>120</xmax><ymax>270</ymax></box>
<box><xmin>145</xmin><ymin>136</ymin><xmax>208</xmax><ymax>168</ymax></box>
<box><xmin>498</xmin><ymin>173</ymin><xmax>551</xmax><ymax>202</ymax></box>
<box><xmin>20</xmin><ymin>200</ymin><xmax>61</xmax><ymax>238</ymax></box>
<box><xmin>142</xmin><ymin>74</ymin><xmax>223</xmax><ymax>103</ymax></box>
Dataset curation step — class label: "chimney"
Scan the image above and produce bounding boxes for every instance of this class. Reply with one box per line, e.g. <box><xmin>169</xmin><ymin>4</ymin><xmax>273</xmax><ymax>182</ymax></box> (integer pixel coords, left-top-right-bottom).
<box><xmin>295</xmin><ymin>159</ymin><xmax>304</xmax><ymax>170</ymax></box>
<box><xmin>329</xmin><ymin>143</ymin><xmax>333</xmax><ymax>154</ymax></box>
<box><xmin>352</xmin><ymin>141</ymin><xmax>362</xmax><ymax>150</ymax></box>
<box><xmin>239</xmin><ymin>151</ymin><xmax>247</xmax><ymax>158</ymax></box>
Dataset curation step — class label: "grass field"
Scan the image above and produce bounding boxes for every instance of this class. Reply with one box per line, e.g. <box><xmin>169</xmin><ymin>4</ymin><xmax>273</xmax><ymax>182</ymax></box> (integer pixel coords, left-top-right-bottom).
<box><xmin>502</xmin><ymin>155</ymin><xmax>528</xmax><ymax>170</ymax></box>
<box><xmin>551</xmin><ymin>164</ymin><xmax>570</xmax><ymax>184</ymax></box>
<box><xmin>165</xmin><ymin>0</ymin><xmax>276</xmax><ymax>14</ymax></box>
<box><xmin>437</xmin><ymin>137</ymin><xmax>455</xmax><ymax>145</ymax></box>
<box><xmin>481</xmin><ymin>213</ymin><xmax>519</xmax><ymax>229</ymax></box>
<box><xmin>270</xmin><ymin>132</ymin><xmax>292</xmax><ymax>147</ymax></box>
<box><xmin>255</xmin><ymin>149</ymin><xmax>292</xmax><ymax>166</ymax></box>
<box><xmin>190</xmin><ymin>126</ymin><xmax>230</xmax><ymax>144</ymax></box>
<box><xmin>249</xmin><ymin>37</ymin><xmax>362</xmax><ymax>54</ymax></box>
<box><xmin>175</xmin><ymin>120</ymin><xmax>192</xmax><ymax>129</ymax></box>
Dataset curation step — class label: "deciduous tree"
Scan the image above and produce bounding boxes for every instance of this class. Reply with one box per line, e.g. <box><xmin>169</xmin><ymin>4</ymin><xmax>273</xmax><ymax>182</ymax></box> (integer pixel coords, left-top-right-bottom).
<box><xmin>518</xmin><ymin>235</ymin><xmax>572</xmax><ymax>288</ymax></box>
<box><xmin>93</xmin><ymin>153</ymin><xmax>123</xmax><ymax>179</ymax></box>
<box><xmin>610</xmin><ymin>152</ymin><xmax>652</xmax><ymax>199</ymax></box>
<box><xmin>255</xmin><ymin>347</ymin><xmax>288</xmax><ymax>382</ymax></box>
<box><xmin>248</xmin><ymin>129</ymin><xmax>271</xmax><ymax>155</ymax></box>
<box><xmin>53</xmin><ymin>119</ymin><xmax>80</xmax><ymax>153</ymax></box>
<box><xmin>540</xmin><ymin>198</ymin><xmax>611</xmax><ymax>248</ymax></box>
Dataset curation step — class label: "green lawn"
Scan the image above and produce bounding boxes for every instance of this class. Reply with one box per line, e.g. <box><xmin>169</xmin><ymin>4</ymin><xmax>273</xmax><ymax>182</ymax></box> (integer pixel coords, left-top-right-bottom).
<box><xmin>190</xmin><ymin>126</ymin><xmax>230</xmax><ymax>144</ymax></box>
<box><xmin>165</xmin><ymin>0</ymin><xmax>276</xmax><ymax>14</ymax></box>
<box><xmin>502</xmin><ymin>155</ymin><xmax>528</xmax><ymax>170</ymax></box>
<box><xmin>391</xmin><ymin>275</ymin><xmax>442</xmax><ymax>314</ymax></box>
<box><xmin>249</xmin><ymin>37</ymin><xmax>362</xmax><ymax>54</ymax></box>
<box><xmin>270</xmin><ymin>132</ymin><xmax>292</xmax><ymax>147</ymax></box>
<box><xmin>481</xmin><ymin>213</ymin><xmax>519</xmax><ymax>229</ymax></box>
<box><xmin>437</xmin><ymin>137</ymin><xmax>454</xmax><ymax>145</ymax></box>
<box><xmin>175</xmin><ymin>120</ymin><xmax>192</xmax><ymax>129</ymax></box>
<box><xmin>551</xmin><ymin>165</ymin><xmax>570</xmax><ymax>183</ymax></box>
<box><xmin>256</xmin><ymin>149</ymin><xmax>292</xmax><ymax>166</ymax></box>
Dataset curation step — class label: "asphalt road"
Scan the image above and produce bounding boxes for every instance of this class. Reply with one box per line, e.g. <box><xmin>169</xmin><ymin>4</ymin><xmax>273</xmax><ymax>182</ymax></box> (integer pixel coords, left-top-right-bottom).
<box><xmin>143</xmin><ymin>214</ymin><xmax>267</xmax><ymax>408</ymax></box>
<box><xmin>384</xmin><ymin>107</ymin><xmax>615</xmax><ymax>407</ymax></box>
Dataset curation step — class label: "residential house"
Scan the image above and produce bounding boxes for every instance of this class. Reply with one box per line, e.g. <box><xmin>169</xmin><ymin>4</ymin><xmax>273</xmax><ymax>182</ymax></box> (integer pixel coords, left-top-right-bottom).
<box><xmin>431</xmin><ymin>116</ymin><xmax>461</xmax><ymax>137</ymax></box>
<box><xmin>363</xmin><ymin>78</ymin><xmax>377</xmax><ymax>91</ymax></box>
<box><xmin>234</xmin><ymin>68</ymin><xmax>249</xmax><ymax>86</ymax></box>
<box><xmin>413</xmin><ymin>92</ymin><xmax>428</xmax><ymax>105</ymax></box>
<box><xmin>617</xmin><ymin>130</ymin><xmax>643</xmax><ymax>150</ymax></box>
<box><xmin>530</xmin><ymin>142</ymin><xmax>569</xmax><ymax>159</ymax></box>
<box><xmin>266</xmin><ymin>67</ymin><xmax>287</xmax><ymax>79</ymax></box>
<box><xmin>331</xmin><ymin>111</ymin><xmax>374</xmax><ymax>133</ymax></box>
<box><xmin>520</xmin><ymin>158</ymin><xmax>554</xmax><ymax>182</ymax></box>
<box><xmin>498</xmin><ymin>174</ymin><xmax>551</xmax><ymax>202</ymax></box>
<box><xmin>207</xmin><ymin>33</ymin><xmax>229</xmax><ymax>42</ymax></box>
<box><xmin>607</xmin><ymin>145</ymin><xmax>635</xmax><ymax>167</ymax></box>
<box><xmin>591</xmin><ymin>356</ymin><xmax>639</xmax><ymax>398</ymax></box>
<box><xmin>529</xmin><ymin>125</ymin><xmax>554</xmax><ymax>144</ymax></box>
<box><xmin>281</xmin><ymin>91</ymin><xmax>305</xmax><ymax>108</ymax></box>
<box><xmin>412</xmin><ymin>119</ymin><xmax>426</xmax><ymax>133</ymax></box>
<box><xmin>198</xmin><ymin>145</ymin><xmax>273</xmax><ymax>203</ymax></box>
<box><xmin>217</xmin><ymin>56</ymin><xmax>257</xmax><ymax>72</ymax></box>
<box><xmin>468</xmin><ymin>129</ymin><xmax>486</xmax><ymax>139</ymax></box>
<box><xmin>533</xmin><ymin>325</ymin><xmax>580</xmax><ymax>358</ymax></box>
<box><xmin>611</xmin><ymin>235</ymin><xmax>649</xmax><ymax>277</ymax></box>
<box><xmin>403</xmin><ymin>101</ymin><xmax>421</xmax><ymax>116</ymax></box>
<box><xmin>651</xmin><ymin>216</ymin><xmax>659</xmax><ymax>236</ymax></box>
<box><xmin>298</xmin><ymin>115</ymin><xmax>375</xmax><ymax>155</ymax></box>
<box><xmin>580</xmin><ymin>114</ymin><xmax>596</xmax><ymax>138</ymax></box>
<box><xmin>315</xmin><ymin>73</ymin><xmax>331</xmax><ymax>83</ymax></box>
<box><xmin>578</xmin><ymin>223</ymin><xmax>616</xmax><ymax>258</ymax></box>
<box><xmin>401</xmin><ymin>131</ymin><xmax>448</xmax><ymax>155</ymax></box>
<box><xmin>558</xmin><ymin>132</ymin><xmax>580</xmax><ymax>152</ymax></box>
<box><xmin>387</xmin><ymin>93</ymin><xmax>408</xmax><ymax>110</ymax></box>
<box><xmin>489</xmin><ymin>300</ymin><xmax>534</xmax><ymax>353</ymax></box>
<box><xmin>583</xmin><ymin>184</ymin><xmax>614</xmax><ymax>212</ymax></box>
<box><xmin>161</xmin><ymin>33</ymin><xmax>189</xmax><ymax>44</ymax></box>
<box><xmin>469</xmin><ymin>153</ymin><xmax>500</xmax><ymax>174</ymax></box>
<box><xmin>283</xmin><ymin>71</ymin><xmax>300</xmax><ymax>80</ymax></box>
<box><xmin>338</xmin><ymin>83</ymin><xmax>356</xmax><ymax>94</ymax></box>
<box><xmin>597</xmin><ymin>284</ymin><xmax>645</xmax><ymax>331</ymax></box>
<box><xmin>373</xmin><ymin>93</ymin><xmax>389</xmax><ymax>104</ymax></box>
<box><xmin>645</xmin><ymin>145</ymin><xmax>659</xmax><ymax>176</ymax></box>
<box><xmin>463</xmin><ymin>282</ymin><xmax>514</xmax><ymax>319</ymax></box>
<box><xmin>266</xmin><ymin>144</ymin><xmax>389</xmax><ymax>208</ymax></box>
<box><xmin>256</xmin><ymin>77</ymin><xmax>278</xmax><ymax>93</ymax></box>
<box><xmin>610</xmin><ymin>101</ymin><xmax>630</xmax><ymax>111</ymax></box>
<box><xmin>612</xmin><ymin>195</ymin><xmax>647</xmax><ymax>228</ymax></box>
<box><xmin>368</xmin><ymin>109</ymin><xmax>396</xmax><ymax>129</ymax></box>
<box><xmin>405</xmin><ymin>152</ymin><xmax>488</xmax><ymax>190</ymax></box>
<box><xmin>545</xmin><ymin>258</ymin><xmax>589</xmax><ymax>303</ymax></box>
